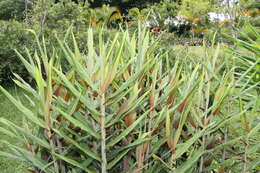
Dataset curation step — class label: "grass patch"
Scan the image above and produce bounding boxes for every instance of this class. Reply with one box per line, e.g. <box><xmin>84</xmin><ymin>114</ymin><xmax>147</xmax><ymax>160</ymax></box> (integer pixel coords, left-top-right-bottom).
<box><xmin>0</xmin><ymin>87</ymin><xmax>27</xmax><ymax>173</ymax></box>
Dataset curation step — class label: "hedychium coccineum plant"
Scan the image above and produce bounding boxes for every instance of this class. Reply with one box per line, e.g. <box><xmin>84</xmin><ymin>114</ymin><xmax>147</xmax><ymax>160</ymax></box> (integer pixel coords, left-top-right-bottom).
<box><xmin>0</xmin><ymin>24</ymin><xmax>258</xmax><ymax>173</ymax></box>
<box><xmin>223</xmin><ymin>23</ymin><xmax>260</xmax><ymax>173</ymax></box>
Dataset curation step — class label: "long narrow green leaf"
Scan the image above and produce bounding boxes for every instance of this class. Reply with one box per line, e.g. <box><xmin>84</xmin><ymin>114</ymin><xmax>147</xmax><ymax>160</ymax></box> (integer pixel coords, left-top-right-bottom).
<box><xmin>111</xmin><ymin>135</ymin><xmax>150</xmax><ymax>156</ymax></box>
<box><xmin>56</xmin><ymin>108</ymin><xmax>101</xmax><ymax>139</ymax></box>
<box><xmin>108</xmin><ymin>56</ymin><xmax>157</xmax><ymax>100</ymax></box>
<box><xmin>14</xmin><ymin>49</ymin><xmax>34</xmax><ymax>76</ymax></box>
<box><xmin>0</xmin><ymin>86</ymin><xmax>46</xmax><ymax>128</ymax></box>
<box><xmin>174</xmin><ymin>128</ymin><xmax>207</xmax><ymax>160</ymax></box>
<box><xmin>248</xmin><ymin>122</ymin><xmax>260</xmax><ymax>138</ymax></box>
<box><xmin>53</xmin><ymin>129</ymin><xmax>101</xmax><ymax>162</ymax></box>
<box><xmin>174</xmin><ymin>148</ymin><xmax>205</xmax><ymax>173</ymax></box>
<box><xmin>107</xmin><ymin>148</ymin><xmax>131</xmax><ymax>169</ymax></box>
<box><xmin>62</xmin><ymin>42</ymin><xmax>99</xmax><ymax>93</ymax></box>
<box><xmin>0</xmin><ymin>118</ymin><xmax>50</xmax><ymax>149</ymax></box>
<box><xmin>151</xmin><ymin>154</ymin><xmax>175</xmax><ymax>171</ymax></box>
<box><xmin>4</xmin><ymin>141</ymin><xmax>54</xmax><ymax>173</ymax></box>
<box><xmin>248</xmin><ymin>156</ymin><xmax>260</xmax><ymax>171</ymax></box>
<box><xmin>53</xmin><ymin>68</ymin><xmax>100</xmax><ymax>122</ymax></box>
<box><xmin>0</xmin><ymin>126</ymin><xmax>21</xmax><ymax>139</ymax></box>
<box><xmin>0</xmin><ymin>151</ymin><xmax>26</xmax><ymax>161</ymax></box>
<box><xmin>53</xmin><ymin>153</ymin><xmax>95</xmax><ymax>173</ymax></box>
<box><xmin>106</xmin><ymin>89</ymin><xmax>150</xmax><ymax>127</ymax></box>
<box><xmin>106</xmin><ymin>111</ymin><xmax>149</xmax><ymax>148</ymax></box>
<box><xmin>12</xmin><ymin>73</ymin><xmax>37</xmax><ymax>96</ymax></box>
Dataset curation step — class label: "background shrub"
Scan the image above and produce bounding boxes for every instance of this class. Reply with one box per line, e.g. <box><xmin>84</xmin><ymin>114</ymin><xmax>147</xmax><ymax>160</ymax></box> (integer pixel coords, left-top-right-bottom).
<box><xmin>0</xmin><ymin>20</ymin><xmax>33</xmax><ymax>84</ymax></box>
<box><xmin>0</xmin><ymin>0</ymin><xmax>28</xmax><ymax>21</ymax></box>
<box><xmin>0</xmin><ymin>1</ymin><xmax>91</xmax><ymax>85</ymax></box>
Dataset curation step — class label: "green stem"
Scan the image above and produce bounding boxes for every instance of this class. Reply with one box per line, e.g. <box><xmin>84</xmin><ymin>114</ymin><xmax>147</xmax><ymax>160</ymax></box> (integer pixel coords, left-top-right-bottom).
<box><xmin>101</xmin><ymin>93</ymin><xmax>107</xmax><ymax>173</ymax></box>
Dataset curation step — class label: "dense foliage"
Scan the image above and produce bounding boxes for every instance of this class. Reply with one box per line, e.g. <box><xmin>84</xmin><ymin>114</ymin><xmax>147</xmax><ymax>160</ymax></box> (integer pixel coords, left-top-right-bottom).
<box><xmin>0</xmin><ymin>0</ymin><xmax>28</xmax><ymax>20</ymax></box>
<box><xmin>225</xmin><ymin>23</ymin><xmax>260</xmax><ymax>95</ymax></box>
<box><xmin>0</xmin><ymin>25</ymin><xmax>259</xmax><ymax>172</ymax></box>
<box><xmin>0</xmin><ymin>0</ymin><xmax>259</xmax><ymax>172</ymax></box>
<box><xmin>0</xmin><ymin>0</ymin><xmax>259</xmax><ymax>84</ymax></box>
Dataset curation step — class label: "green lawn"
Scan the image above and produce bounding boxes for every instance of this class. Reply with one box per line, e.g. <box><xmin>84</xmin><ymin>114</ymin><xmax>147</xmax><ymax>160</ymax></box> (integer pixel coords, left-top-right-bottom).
<box><xmin>0</xmin><ymin>87</ymin><xmax>27</xmax><ymax>173</ymax></box>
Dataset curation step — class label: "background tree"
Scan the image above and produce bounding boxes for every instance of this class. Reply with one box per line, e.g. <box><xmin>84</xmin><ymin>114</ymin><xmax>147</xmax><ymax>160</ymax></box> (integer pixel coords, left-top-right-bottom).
<box><xmin>179</xmin><ymin>0</ymin><xmax>219</xmax><ymax>36</ymax></box>
<box><xmin>89</xmin><ymin>0</ymin><xmax>160</xmax><ymax>13</ymax></box>
<box><xmin>0</xmin><ymin>0</ymin><xmax>34</xmax><ymax>20</ymax></box>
